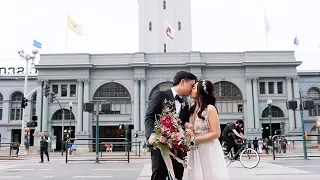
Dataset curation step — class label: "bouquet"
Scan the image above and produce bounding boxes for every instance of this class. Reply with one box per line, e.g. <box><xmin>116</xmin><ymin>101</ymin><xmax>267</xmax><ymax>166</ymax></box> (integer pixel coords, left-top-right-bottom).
<box><xmin>148</xmin><ymin>99</ymin><xmax>192</xmax><ymax>180</ymax></box>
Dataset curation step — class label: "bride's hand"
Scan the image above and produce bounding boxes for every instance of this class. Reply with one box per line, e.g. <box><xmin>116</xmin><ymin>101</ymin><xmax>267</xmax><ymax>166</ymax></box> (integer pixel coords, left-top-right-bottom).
<box><xmin>185</xmin><ymin>122</ymin><xmax>194</xmax><ymax>131</ymax></box>
<box><xmin>186</xmin><ymin>129</ymin><xmax>195</xmax><ymax>137</ymax></box>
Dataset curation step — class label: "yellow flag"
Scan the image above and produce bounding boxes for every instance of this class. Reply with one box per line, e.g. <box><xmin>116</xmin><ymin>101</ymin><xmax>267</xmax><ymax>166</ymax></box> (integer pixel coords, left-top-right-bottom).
<box><xmin>67</xmin><ymin>16</ymin><xmax>82</xmax><ymax>36</ymax></box>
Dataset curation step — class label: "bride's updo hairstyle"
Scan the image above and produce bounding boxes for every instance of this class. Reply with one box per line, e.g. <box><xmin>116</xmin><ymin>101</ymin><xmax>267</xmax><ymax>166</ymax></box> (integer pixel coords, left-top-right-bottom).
<box><xmin>193</xmin><ymin>80</ymin><xmax>216</xmax><ymax>120</ymax></box>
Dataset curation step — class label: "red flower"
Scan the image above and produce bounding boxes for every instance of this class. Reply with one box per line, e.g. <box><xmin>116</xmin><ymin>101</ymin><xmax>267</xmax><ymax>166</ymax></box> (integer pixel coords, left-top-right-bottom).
<box><xmin>160</xmin><ymin>115</ymin><xmax>174</xmax><ymax>128</ymax></box>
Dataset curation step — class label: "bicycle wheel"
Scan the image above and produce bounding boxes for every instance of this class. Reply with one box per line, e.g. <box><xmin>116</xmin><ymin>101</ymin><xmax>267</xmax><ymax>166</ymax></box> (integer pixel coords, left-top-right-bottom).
<box><xmin>239</xmin><ymin>148</ymin><xmax>260</xmax><ymax>169</ymax></box>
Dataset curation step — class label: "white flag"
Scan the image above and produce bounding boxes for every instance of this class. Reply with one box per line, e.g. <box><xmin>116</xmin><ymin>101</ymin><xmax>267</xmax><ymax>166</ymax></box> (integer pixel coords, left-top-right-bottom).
<box><xmin>166</xmin><ymin>24</ymin><xmax>175</xmax><ymax>39</ymax></box>
<box><xmin>264</xmin><ymin>14</ymin><xmax>271</xmax><ymax>34</ymax></box>
<box><xmin>68</xmin><ymin>16</ymin><xmax>82</xmax><ymax>36</ymax></box>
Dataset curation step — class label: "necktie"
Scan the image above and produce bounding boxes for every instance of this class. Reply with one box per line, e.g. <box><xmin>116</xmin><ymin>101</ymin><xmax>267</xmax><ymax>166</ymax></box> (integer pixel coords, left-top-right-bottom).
<box><xmin>175</xmin><ymin>94</ymin><xmax>183</xmax><ymax>103</ymax></box>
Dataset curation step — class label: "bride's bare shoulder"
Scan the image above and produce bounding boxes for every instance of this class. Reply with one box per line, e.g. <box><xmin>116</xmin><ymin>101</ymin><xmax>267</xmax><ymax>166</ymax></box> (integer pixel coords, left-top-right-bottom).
<box><xmin>207</xmin><ymin>105</ymin><xmax>218</xmax><ymax>114</ymax></box>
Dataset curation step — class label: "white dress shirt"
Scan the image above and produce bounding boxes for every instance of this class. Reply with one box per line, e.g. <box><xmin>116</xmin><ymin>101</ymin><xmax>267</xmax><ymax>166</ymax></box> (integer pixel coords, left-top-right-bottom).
<box><xmin>171</xmin><ymin>88</ymin><xmax>182</xmax><ymax>114</ymax></box>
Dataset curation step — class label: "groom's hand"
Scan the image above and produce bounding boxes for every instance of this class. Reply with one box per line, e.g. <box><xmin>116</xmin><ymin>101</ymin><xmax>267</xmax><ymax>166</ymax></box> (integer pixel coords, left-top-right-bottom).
<box><xmin>184</xmin><ymin>122</ymin><xmax>194</xmax><ymax>131</ymax></box>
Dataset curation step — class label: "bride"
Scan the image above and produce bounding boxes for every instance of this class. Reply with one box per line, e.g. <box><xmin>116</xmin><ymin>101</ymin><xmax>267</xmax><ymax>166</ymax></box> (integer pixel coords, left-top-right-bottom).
<box><xmin>183</xmin><ymin>80</ymin><xmax>229</xmax><ymax>180</ymax></box>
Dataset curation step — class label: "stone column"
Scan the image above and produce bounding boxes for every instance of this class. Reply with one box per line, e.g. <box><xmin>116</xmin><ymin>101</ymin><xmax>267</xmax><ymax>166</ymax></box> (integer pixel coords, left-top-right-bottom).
<box><xmin>245</xmin><ymin>77</ymin><xmax>254</xmax><ymax>129</ymax></box>
<box><xmin>286</xmin><ymin>77</ymin><xmax>295</xmax><ymax>131</ymax></box>
<box><xmin>140</xmin><ymin>78</ymin><xmax>146</xmax><ymax>131</ymax></box>
<box><xmin>83</xmin><ymin>79</ymin><xmax>90</xmax><ymax>134</ymax></box>
<box><xmin>35</xmin><ymin>80</ymin><xmax>42</xmax><ymax>133</ymax></box>
<box><xmin>293</xmin><ymin>76</ymin><xmax>301</xmax><ymax>129</ymax></box>
<box><xmin>42</xmin><ymin>80</ymin><xmax>49</xmax><ymax>132</ymax></box>
<box><xmin>253</xmin><ymin>77</ymin><xmax>260</xmax><ymax>129</ymax></box>
<box><xmin>77</xmin><ymin>79</ymin><xmax>83</xmax><ymax>133</ymax></box>
<box><xmin>133</xmin><ymin>78</ymin><xmax>140</xmax><ymax>131</ymax></box>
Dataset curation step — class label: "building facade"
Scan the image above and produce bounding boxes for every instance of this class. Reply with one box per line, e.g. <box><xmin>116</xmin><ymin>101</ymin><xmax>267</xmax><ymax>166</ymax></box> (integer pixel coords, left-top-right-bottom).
<box><xmin>297</xmin><ymin>71</ymin><xmax>320</xmax><ymax>147</ymax></box>
<box><xmin>1</xmin><ymin>51</ymin><xmax>315</xmax><ymax>151</ymax></box>
<box><xmin>1</xmin><ymin>0</ymin><xmax>319</xmax><ymax>152</ymax></box>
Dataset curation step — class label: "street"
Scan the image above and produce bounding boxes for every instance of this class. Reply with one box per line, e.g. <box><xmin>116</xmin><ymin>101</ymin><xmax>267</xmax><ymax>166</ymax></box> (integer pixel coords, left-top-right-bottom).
<box><xmin>1</xmin><ymin>157</ymin><xmax>320</xmax><ymax>179</ymax></box>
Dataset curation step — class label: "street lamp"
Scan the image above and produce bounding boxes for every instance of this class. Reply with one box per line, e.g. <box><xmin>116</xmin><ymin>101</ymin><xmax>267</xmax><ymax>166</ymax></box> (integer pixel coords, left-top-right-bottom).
<box><xmin>18</xmin><ymin>49</ymin><xmax>38</xmax><ymax>149</ymax></box>
<box><xmin>267</xmin><ymin>99</ymin><xmax>272</xmax><ymax>138</ymax></box>
<box><xmin>69</xmin><ymin>102</ymin><xmax>73</xmax><ymax>139</ymax></box>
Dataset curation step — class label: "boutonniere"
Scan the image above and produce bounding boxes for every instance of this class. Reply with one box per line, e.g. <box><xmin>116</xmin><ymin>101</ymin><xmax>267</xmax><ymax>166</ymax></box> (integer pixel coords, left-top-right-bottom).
<box><xmin>181</xmin><ymin>101</ymin><xmax>187</xmax><ymax>109</ymax></box>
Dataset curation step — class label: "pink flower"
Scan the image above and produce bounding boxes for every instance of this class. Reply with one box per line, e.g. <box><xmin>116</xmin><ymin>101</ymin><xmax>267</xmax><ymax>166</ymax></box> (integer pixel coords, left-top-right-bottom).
<box><xmin>160</xmin><ymin>136</ymin><xmax>168</xmax><ymax>144</ymax></box>
<box><xmin>161</xmin><ymin>126</ymin><xmax>170</xmax><ymax>132</ymax></box>
<box><xmin>174</xmin><ymin>132</ymin><xmax>183</xmax><ymax>141</ymax></box>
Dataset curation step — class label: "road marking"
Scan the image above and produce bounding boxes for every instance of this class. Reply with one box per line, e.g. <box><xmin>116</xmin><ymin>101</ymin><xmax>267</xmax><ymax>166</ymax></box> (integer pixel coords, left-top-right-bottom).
<box><xmin>41</xmin><ymin>176</ymin><xmax>54</xmax><ymax>178</ymax></box>
<box><xmin>287</xmin><ymin>165</ymin><xmax>320</xmax><ymax>168</ymax></box>
<box><xmin>73</xmin><ymin>176</ymin><xmax>112</xmax><ymax>178</ymax></box>
<box><xmin>91</xmin><ymin>168</ymin><xmax>140</xmax><ymax>171</ymax></box>
<box><xmin>6</xmin><ymin>169</ymin><xmax>51</xmax><ymax>171</ymax></box>
<box><xmin>0</xmin><ymin>176</ymin><xmax>23</xmax><ymax>179</ymax></box>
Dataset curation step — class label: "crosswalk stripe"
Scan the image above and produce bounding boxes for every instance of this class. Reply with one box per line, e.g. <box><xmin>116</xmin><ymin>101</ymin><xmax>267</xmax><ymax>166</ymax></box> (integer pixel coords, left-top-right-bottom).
<box><xmin>0</xmin><ymin>176</ymin><xmax>23</xmax><ymax>179</ymax></box>
<box><xmin>73</xmin><ymin>176</ymin><xmax>112</xmax><ymax>178</ymax></box>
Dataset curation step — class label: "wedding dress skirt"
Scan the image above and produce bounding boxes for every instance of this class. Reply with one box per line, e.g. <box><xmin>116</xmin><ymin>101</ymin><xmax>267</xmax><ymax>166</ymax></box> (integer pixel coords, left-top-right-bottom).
<box><xmin>183</xmin><ymin>108</ymin><xmax>229</xmax><ymax>180</ymax></box>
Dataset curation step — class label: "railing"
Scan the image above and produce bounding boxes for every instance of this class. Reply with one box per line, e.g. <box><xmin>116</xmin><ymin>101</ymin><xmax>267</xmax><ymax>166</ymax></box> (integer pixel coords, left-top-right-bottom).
<box><xmin>65</xmin><ymin>138</ymin><xmax>138</xmax><ymax>163</ymax></box>
<box><xmin>272</xmin><ymin>134</ymin><xmax>320</xmax><ymax>160</ymax></box>
<box><xmin>0</xmin><ymin>142</ymin><xmax>20</xmax><ymax>158</ymax></box>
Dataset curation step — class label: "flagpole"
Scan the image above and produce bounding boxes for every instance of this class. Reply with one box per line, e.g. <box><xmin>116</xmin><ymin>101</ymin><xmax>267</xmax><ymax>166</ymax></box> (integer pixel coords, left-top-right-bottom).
<box><xmin>264</xmin><ymin>10</ymin><xmax>269</xmax><ymax>51</ymax></box>
<box><xmin>65</xmin><ymin>13</ymin><xmax>69</xmax><ymax>53</ymax></box>
<box><xmin>165</xmin><ymin>9</ymin><xmax>168</xmax><ymax>53</ymax></box>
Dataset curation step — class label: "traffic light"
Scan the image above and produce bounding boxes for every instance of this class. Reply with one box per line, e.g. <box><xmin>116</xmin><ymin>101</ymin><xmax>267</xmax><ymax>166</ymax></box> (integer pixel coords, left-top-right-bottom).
<box><xmin>21</xmin><ymin>97</ymin><xmax>28</xmax><ymax>108</ymax></box>
<box><xmin>44</xmin><ymin>84</ymin><xmax>50</xmax><ymax>97</ymax></box>
<box><xmin>26</xmin><ymin>116</ymin><xmax>38</xmax><ymax>127</ymax></box>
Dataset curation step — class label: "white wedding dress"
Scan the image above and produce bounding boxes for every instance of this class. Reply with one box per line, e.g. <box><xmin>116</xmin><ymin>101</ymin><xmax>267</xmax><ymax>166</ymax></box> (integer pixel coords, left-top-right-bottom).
<box><xmin>183</xmin><ymin>109</ymin><xmax>230</xmax><ymax>180</ymax></box>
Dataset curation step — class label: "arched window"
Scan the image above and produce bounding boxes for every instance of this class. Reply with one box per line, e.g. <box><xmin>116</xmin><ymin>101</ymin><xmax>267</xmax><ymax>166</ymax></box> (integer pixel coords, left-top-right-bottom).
<box><xmin>307</xmin><ymin>87</ymin><xmax>320</xmax><ymax>99</ymax></box>
<box><xmin>10</xmin><ymin>92</ymin><xmax>23</xmax><ymax>120</ymax></box>
<box><xmin>261</xmin><ymin>106</ymin><xmax>284</xmax><ymax>118</ymax></box>
<box><xmin>93</xmin><ymin>82</ymin><xmax>131</xmax><ymax>114</ymax></box>
<box><xmin>149</xmin><ymin>81</ymin><xmax>173</xmax><ymax>100</ymax></box>
<box><xmin>30</xmin><ymin>92</ymin><xmax>37</xmax><ymax>116</ymax></box>
<box><xmin>0</xmin><ymin>93</ymin><xmax>3</xmax><ymax>120</ymax></box>
<box><xmin>213</xmin><ymin>81</ymin><xmax>243</xmax><ymax>113</ymax></box>
<box><xmin>51</xmin><ymin>109</ymin><xmax>75</xmax><ymax>120</ymax></box>
<box><xmin>307</xmin><ymin>87</ymin><xmax>320</xmax><ymax>116</ymax></box>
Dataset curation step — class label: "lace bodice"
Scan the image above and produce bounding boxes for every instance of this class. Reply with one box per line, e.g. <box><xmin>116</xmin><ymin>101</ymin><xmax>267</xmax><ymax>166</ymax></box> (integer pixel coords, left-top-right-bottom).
<box><xmin>193</xmin><ymin>108</ymin><xmax>211</xmax><ymax>136</ymax></box>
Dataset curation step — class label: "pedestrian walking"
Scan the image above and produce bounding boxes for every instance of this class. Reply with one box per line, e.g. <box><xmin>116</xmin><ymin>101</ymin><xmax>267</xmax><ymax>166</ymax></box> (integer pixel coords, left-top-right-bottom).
<box><xmin>39</xmin><ymin>131</ymin><xmax>50</xmax><ymax>163</ymax></box>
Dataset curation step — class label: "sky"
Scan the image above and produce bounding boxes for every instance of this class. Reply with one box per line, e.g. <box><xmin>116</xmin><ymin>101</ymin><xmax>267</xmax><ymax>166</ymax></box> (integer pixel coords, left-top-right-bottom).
<box><xmin>0</xmin><ymin>0</ymin><xmax>319</xmax><ymax>70</ymax></box>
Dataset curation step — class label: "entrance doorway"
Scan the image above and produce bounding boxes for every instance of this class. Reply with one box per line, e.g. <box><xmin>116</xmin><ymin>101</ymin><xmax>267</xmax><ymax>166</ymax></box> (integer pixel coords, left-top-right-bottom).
<box><xmin>262</xmin><ymin>123</ymin><xmax>281</xmax><ymax>139</ymax></box>
<box><xmin>92</xmin><ymin>126</ymin><xmax>132</xmax><ymax>152</ymax></box>
<box><xmin>53</xmin><ymin>126</ymin><xmax>75</xmax><ymax>151</ymax></box>
<box><xmin>11</xmin><ymin>129</ymin><xmax>21</xmax><ymax>144</ymax></box>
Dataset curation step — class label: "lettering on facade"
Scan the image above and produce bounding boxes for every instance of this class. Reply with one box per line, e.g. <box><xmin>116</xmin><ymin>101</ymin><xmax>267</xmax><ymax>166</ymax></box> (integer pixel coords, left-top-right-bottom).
<box><xmin>0</xmin><ymin>67</ymin><xmax>38</xmax><ymax>74</ymax></box>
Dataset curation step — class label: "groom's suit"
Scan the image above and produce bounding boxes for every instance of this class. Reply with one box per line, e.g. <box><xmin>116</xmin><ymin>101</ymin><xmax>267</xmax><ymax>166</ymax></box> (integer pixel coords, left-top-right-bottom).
<box><xmin>145</xmin><ymin>89</ymin><xmax>190</xmax><ymax>180</ymax></box>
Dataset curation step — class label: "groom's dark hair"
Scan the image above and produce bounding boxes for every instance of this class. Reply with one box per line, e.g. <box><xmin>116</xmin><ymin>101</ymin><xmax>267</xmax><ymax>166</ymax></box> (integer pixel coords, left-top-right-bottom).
<box><xmin>172</xmin><ymin>71</ymin><xmax>197</xmax><ymax>86</ymax></box>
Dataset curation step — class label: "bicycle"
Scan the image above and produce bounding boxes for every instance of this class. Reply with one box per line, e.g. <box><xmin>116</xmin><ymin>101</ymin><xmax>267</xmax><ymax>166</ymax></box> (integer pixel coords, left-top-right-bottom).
<box><xmin>222</xmin><ymin>139</ymin><xmax>260</xmax><ymax>169</ymax></box>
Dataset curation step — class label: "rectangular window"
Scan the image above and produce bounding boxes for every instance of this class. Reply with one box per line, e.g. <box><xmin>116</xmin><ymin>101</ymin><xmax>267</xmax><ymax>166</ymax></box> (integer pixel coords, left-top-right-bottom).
<box><xmin>277</xmin><ymin>82</ymin><xmax>283</xmax><ymax>94</ymax></box>
<box><xmin>70</xmin><ymin>84</ymin><xmax>77</xmax><ymax>97</ymax></box>
<box><xmin>61</xmin><ymin>85</ymin><xmax>67</xmax><ymax>97</ymax></box>
<box><xmin>163</xmin><ymin>0</ymin><xmax>166</xmax><ymax>9</ymax></box>
<box><xmin>0</xmin><ymin>109</ymin><xmax>2</xmax><ymax>120</ymax></box>
<box><xmin>164</xmin><ymin>44</ymin><xmax>167</xmax><ymax>53</ymax></box>
<box><xmin>149</xmin><ymin>22</ymin><xmax>152</xmax><ymax>31</ymax></box>
<box><xmin>178</xmin><ymin>22</ymin><xmax>181</xmax><ymax>30</ymax></box>
<box><xmin>52</xmin><ymin>85</ymin><xmax>58</xmax><ymax>95</ymax></box>
<box><xmin>268</xmin><ymin>82</ymin><xmax>274</xmax><ymax>94</ymax></box>
<box><xmin>259</xmin><ymin>82</ymin><xmax>265</xmax><ymax>94</ymax></box>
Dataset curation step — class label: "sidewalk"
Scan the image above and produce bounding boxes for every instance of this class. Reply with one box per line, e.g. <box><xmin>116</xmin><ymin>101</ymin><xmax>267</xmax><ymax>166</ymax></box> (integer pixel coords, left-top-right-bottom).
<box><xmin>136</xmin><ymin>161</ymin><xmax>320</xmax><ymax>180</ymax></box>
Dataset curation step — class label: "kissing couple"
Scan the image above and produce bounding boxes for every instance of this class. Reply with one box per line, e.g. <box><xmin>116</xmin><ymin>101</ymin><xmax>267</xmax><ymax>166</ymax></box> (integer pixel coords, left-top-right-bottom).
<box><xmin>145</xmin><ymin>71</ymin><xmax>230</xmax><ymax>180</ymax></box>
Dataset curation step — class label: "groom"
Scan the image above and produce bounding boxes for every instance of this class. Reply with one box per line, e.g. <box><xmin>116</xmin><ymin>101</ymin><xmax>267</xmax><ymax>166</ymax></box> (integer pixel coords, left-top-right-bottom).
<box><xmin>145</xmin><ymin>71</ymin><xmax>197</xmax><ymax>180</ymax></box>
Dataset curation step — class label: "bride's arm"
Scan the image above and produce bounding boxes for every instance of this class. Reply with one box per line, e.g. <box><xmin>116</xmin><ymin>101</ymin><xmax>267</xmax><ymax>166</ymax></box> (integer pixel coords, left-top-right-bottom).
<box><xmin>194</xmin><ymin>105</ymin><xmax>221</xmax><ymax>144</ymax></box>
